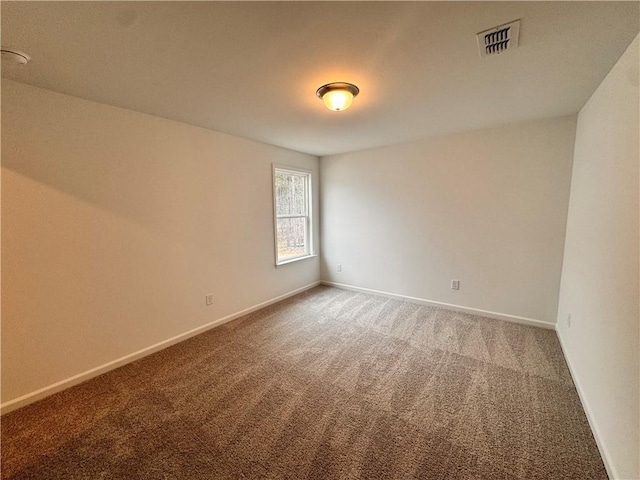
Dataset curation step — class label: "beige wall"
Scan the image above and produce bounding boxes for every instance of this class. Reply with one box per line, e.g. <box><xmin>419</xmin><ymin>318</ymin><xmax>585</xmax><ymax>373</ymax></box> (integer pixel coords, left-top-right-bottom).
<box><xmin>556</xmin><ymin>35</ymin><xmax>639</xmax><ymax>480</ymax></box>
<box><xmin>320</xmin><ymin>116</ymin><xmax>577</xmax><ymax>324</ymax></box>
<box><xmin>1</xmin><ymin>80</ymin><xmax>320</xmax><ymax>407</ymax></box>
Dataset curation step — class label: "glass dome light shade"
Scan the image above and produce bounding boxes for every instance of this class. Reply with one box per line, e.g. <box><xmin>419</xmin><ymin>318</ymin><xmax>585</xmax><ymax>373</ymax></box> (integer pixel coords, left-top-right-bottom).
<box><xmin>316</xmin><ymin>82</ymin><xmax>360</xmax><ymax>112</ymax></box>
<box><xmin>322</xmin><ymin>89</ymin><xmax>354</xmax><ymax>111</ymax></box>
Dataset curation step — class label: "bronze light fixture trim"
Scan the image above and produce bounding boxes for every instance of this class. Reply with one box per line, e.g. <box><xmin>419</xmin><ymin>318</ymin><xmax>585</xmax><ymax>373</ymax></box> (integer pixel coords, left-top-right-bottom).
<box><xmin>1</xmin><ymin>48</ymin><xmax>31</xmax><ymax>65</ymax></box>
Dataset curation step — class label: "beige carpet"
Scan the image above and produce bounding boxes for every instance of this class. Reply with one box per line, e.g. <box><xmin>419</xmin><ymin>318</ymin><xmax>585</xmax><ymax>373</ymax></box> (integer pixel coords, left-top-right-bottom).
<box><xmin>1</xmin><ymin>286</ymin><xmax>606</xmax><ymax>479</ymax></box>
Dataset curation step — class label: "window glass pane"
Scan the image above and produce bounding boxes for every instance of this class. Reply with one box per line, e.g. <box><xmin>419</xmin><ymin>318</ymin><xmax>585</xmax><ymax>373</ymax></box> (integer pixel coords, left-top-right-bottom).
<box><xmin>273</xmin><ymin>166</ymin><xmax>312</xmax><ymax>265</ymax></box>
<box><xmin>275</xmin><ymin>172</ymin><xmax>307</xmax><ymax>216</ymax></box>
<box><xmin>277</xmin><ymin>217</ymin><xmax>307</xmax><ymax>259</ymax></box>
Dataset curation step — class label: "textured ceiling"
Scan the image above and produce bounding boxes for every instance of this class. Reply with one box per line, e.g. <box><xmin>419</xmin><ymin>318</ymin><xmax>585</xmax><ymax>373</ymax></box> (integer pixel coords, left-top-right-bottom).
<box><xmin>2</xmin><ymin>1</ymin><xmax>639</xmax><ymax>156</ymax></box>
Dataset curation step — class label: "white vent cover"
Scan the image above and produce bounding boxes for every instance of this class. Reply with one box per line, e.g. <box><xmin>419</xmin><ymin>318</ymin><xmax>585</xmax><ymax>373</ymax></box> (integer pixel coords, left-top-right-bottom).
<box><xmin>477</xmin><ymin>20</ymin><xmax>520</xmax><ymax>57</ymax></box>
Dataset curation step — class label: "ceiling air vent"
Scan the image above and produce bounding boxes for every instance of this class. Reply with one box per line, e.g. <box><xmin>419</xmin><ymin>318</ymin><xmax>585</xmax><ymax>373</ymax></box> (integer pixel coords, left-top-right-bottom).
<box><xmin>477</xmin><ymin>19</ymin><xmax>520</xmax><ymax>57</ymax></box>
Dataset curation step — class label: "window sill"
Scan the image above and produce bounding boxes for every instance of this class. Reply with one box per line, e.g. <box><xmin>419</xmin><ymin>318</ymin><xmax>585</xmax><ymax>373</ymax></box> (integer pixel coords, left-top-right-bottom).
<box><xmin>276</xmin><ymin>254</ymin><xmax>317</xmax><ymax>267</ymax></box>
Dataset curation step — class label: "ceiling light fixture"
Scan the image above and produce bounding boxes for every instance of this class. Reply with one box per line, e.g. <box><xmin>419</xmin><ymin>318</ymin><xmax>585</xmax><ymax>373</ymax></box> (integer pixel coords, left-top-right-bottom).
<box><xmin>1</xmin><ymin>48</ymin><xmax>31</xmax><ymax>65</ymax></box>
<box><xmin>316</xmin><ymin>82</ymin><xmax>359</xmax><ymax>112</ymax></box>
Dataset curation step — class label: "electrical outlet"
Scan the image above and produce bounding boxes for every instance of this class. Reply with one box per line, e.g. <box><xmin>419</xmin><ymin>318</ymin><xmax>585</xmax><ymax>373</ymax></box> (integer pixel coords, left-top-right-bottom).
<box><xmin>567</xmin><ymin>313</ymin><xmax>571</xmax><ymax>328</ymax></box>
<box><xmin>205</xmin><ymin>294</ymin><xmax>213</xmax><ymax>306</ymax></box>
<box><xmin>337</xmin><ymin>264</ymin><xmax>342</xmax><ymax>272</ymax></box>
<box><xmin>451</xmin><ymin>279</ymin><xmax>460</xmax><ymax>290</ymax></box>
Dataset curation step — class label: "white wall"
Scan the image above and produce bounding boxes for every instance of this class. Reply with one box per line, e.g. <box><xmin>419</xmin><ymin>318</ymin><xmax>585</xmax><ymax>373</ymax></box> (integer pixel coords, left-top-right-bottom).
<box><xmin>556</xmin><ymin>35</ymin><xmax>639</xmax><ymax>480</ymax></box>
<box><xmin>320</xmin><ymin>116</ymin><xmax>577</xmax><ymax>324</ymax></box>
<box><xmin>1</xmin><ymin>80</ymin><xmax>320</xmax><ymax>408</ymax></box>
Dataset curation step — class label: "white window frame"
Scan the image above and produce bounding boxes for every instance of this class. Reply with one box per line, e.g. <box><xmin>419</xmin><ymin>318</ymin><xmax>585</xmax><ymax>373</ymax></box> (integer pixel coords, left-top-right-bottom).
<box><xmin>272</xmin><ymin>164</ymin><xmax>315</xmax><ymax>266</ymax></box>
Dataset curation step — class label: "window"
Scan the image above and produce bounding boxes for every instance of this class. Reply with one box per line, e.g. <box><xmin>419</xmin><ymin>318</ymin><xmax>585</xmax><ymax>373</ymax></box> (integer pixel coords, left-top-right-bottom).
<box><xmin>273</xmin><ymin>165</ymin><xmax>313</xmax><ymax>265</ymax></box>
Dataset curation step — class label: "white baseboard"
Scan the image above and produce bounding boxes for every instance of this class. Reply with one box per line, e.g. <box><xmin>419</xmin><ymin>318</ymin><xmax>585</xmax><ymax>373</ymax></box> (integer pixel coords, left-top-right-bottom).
<box><xmin>0</xmin><ymin>281</ymin><xmax>321</xmax><ymax>416</ymax></box>
<box><xmin>321</xmin><ymin>281</ymin><xmax>555</xmax><ymax>330</ymax></box>
<box><xmin>555</xmin><ymin>328</ymin><xmax>617</xmax><ymax>480</ymax></box>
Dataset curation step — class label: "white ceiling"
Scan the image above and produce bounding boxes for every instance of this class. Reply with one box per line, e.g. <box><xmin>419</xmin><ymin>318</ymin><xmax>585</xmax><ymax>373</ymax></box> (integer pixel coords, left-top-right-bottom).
<box><xmin>2</xmin><ymin>2</ymin><xmax>638</xmax><ymax>156</ymax></box>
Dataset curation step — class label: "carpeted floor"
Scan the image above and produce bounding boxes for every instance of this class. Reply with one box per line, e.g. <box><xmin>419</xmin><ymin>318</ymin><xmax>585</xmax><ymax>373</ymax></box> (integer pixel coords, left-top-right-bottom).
<box><xmin>1</xmin><ymin>286</ymin><xmax>606</xmax><ymax>479</ymax></box>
